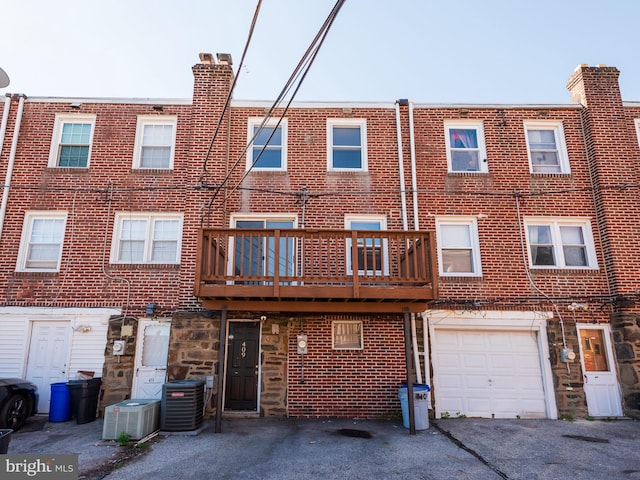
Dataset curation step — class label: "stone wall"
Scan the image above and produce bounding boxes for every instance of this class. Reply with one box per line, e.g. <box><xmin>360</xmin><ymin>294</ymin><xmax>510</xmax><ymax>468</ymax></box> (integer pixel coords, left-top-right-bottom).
<box><xmin>611</xmin><ymin>313</ymin><xmax>640</xmax><ymax>415</ymax></box>
<box><xmin>100</xmin><ymin>316</ymin><xmax>139</xmax><ymax>414</ymax></box>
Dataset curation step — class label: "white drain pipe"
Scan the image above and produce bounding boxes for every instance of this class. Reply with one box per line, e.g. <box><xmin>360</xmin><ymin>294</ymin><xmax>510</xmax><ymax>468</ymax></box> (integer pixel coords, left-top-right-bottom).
<box><xmin>0</xmin><ymin>94</ymin><xmax>26</xmax><ymax>240</ymax></box>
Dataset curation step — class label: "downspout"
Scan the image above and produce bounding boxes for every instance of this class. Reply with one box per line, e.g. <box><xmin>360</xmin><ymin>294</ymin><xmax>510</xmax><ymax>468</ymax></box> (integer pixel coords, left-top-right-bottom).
<box><xmin>0</xmin><ymin>95</ymin><xmax>11</xmax><ymax>162</ymax></box>
<box><xmin>408</xmin><ymin>101</ymin><xmax>419</xmax><ymax>231</ymax></box>
<box><xmin>0</xmin><ymin>94</ymin><xmax>25</xmax><ymax>241</ymax></box>
<box><xmin>395</xmin><ymin>100</ymin><xmax>408</xmax><ymax>231</ymax></box>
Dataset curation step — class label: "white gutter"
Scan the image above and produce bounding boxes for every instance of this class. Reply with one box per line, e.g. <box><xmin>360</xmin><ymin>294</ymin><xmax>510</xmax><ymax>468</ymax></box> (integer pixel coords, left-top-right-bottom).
<box><xmin>0</xmin><ymin>95</ymin><xmax>11</xmax><ymax>163</ymax></box>
<box><xmin>0</xmin><ymin>94</ymin><xmax>25</xmax><ymax>240</ymax></box>
<box><xmin>408</xmin><ymin>101</ymin><xmax>419</xmax><ymax>230</ymax></box>
<box><xmin>395</xmin><ymin>101</ymin><xmax>408</xmax><ymax>231</ymax></box>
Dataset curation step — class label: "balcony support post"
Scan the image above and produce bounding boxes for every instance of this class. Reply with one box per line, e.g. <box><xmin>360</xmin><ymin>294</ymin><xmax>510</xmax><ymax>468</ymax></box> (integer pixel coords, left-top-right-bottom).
<box><xmin>403</xmin><ymin>307</ymin><xmax>416</xmax><ymax>435</ymax></box>
<box><xmin>215</xmin><ymin>306</ymin><xmax>227</xmax><ymax>433</ymax></box>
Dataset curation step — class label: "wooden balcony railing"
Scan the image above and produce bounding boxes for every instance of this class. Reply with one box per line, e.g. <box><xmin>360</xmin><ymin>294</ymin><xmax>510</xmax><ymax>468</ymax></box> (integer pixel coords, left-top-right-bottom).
<box><xmin>195</xmin><ymin>228</ymin><xmax>438</xmax><ymax>313</ymax></box>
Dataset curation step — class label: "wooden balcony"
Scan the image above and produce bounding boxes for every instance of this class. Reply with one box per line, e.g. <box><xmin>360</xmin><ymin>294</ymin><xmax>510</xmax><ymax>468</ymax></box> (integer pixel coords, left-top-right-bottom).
<box><xmin>195</xmin><ymin>228</ymin><xmax>438</xmax><ymax>313</ymax></box>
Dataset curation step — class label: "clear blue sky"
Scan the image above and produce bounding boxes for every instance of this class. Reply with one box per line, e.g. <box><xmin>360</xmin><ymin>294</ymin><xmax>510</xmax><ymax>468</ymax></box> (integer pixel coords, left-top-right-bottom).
<box><xmin>2</xmin><ymin>0</ymin><xmax>640</xmax><ymax>104</ymax></box>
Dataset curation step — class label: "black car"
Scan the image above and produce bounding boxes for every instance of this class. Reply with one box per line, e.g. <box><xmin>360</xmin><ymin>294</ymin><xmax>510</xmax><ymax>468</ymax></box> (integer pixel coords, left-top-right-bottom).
<box><xmin>0</xmin><ymin>378</ymin><xmax>38</xmax><ymax>431</ymax></box>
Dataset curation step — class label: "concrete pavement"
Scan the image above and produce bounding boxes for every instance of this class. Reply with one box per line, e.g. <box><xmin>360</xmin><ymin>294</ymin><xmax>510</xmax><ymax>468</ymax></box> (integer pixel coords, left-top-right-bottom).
<box><xmin>6</xmin><ymin>415</ymin><xmax>640</xmax><ymax>479</ymax></box>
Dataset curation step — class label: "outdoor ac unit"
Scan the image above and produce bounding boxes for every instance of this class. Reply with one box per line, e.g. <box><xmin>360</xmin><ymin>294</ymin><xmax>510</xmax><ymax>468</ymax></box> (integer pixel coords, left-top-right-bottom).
<box><xmin>161</xmin><ymin>380</ymin><xmax>205</xmax><ymax>432</ymax></box>
<box><xmin>102</xmin><ymin>399</ymin><xmax>161</xmax><ymax>440</ymax></box>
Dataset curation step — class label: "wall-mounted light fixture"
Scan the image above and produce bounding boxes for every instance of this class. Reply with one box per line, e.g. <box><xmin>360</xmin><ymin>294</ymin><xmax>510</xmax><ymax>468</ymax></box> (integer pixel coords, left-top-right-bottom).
<box><xmin>146</xmin><ymin>303</ymin><xmax>157</xmax><ymax>316</ymax></box>
<box><xmin>152</xmin><ymin>105</ymin><xmax>164</xmax><ymax>112</ymax></box>
<box><xmin>70</xmin><ymin>103</ymin><xmax>81</xmax><ymax>110</ymax></box>
<box><xmin>73</xmin><ymin>325</ymin><xmax>92</xmax><ymax>333</ymax></box>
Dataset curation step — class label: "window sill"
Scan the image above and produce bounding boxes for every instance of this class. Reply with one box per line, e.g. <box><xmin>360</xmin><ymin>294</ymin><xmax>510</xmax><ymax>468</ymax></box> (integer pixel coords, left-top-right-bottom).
<box><xmin>131</xmin><ymin>168</ymin><xmax>174</xmax><ymax>174</ymax></box>
<box><xmin>109</xmin><ymin>263</ymin><xmax>180</xmax><ymax>270</ymax></box>
<box><xmin>45</xmin><ymin>167</ymin><xmax>89</xmax><ymax>174</ymax></box>
<box><xmin>14</xmin><ymin>271</ymin><xmax>59</xmax><ymax>277</ymax></box>
<box><xmin>528</xmin><ymin>267</ymin><xmax>599</xmax><ymax>274</ymax></box>
<box><xmin>530</xmin><ymin>172</ymin><xmax>572</xmax><ymax>178</ymax></box>
<box><xmin>327</xmin><ymin>170</ymin><xmax>369</xmax><ymax>175</ymax></box>
<box><xmin>248</xmin><ymin>169</ymin><xmax>287</xmax><ymax>174</ymax></box>
<box><xmin>447</xmin><ymin>171</ymin><xmax>488</xmax><ymax>176</ymax></box>
<box><xmin>439</xmin><ymin>275</ymin><xmax>483</xmax><ymax>282</ymax></box>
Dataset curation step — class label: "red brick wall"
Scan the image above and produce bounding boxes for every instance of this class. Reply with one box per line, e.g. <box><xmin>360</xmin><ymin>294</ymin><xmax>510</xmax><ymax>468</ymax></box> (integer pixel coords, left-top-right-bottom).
<box><xmin>287</xmin><ymin>315</ymin><xmax>406</xmax><ymax>418</ymax></box>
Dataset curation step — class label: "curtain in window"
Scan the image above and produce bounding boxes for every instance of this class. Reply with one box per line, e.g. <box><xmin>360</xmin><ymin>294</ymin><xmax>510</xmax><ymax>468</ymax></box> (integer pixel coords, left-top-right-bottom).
<box><xmin>334</xmin><ymin>322</ymin><xmax>362</xmax><ymax>349</ymax></box>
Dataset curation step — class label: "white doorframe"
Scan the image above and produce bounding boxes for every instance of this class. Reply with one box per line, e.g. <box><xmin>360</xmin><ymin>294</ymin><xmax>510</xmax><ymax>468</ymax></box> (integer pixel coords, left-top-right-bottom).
<box><xmin>576</xmin><ymin>323</ymin><xmax>623</xmax><ymax>417</ymax></box>
<box><xmin>427</xmin><ymin>309</ymin><xmax>558</xmax><ymax>419</ymax></box>
<box><xmin>132</xmin><ymin>318</ymin><xmax>171</xmax><ymax>399</ymax></box>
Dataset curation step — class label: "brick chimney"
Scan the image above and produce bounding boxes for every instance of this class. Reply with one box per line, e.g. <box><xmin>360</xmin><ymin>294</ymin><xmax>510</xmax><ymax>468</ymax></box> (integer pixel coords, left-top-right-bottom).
<box><xmin>189</xmin><ymin>52</ymin><xmax>235</xmax><ymax>196</ymax></box>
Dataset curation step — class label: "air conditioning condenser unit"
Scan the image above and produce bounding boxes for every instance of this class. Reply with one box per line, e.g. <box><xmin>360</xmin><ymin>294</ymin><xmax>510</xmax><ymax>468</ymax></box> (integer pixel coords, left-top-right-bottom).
<box><xmin>102</xmin><ymin>399</ymin><xmax>161</xmax><ymax>440</ymax></box>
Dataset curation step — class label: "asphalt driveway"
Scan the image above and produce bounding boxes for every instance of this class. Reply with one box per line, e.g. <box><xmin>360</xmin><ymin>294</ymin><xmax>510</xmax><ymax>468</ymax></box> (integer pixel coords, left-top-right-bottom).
<box><xmin>6</xmin><ymin>415</ymin><xmax>640</xmax><ymax>479</ymax></box>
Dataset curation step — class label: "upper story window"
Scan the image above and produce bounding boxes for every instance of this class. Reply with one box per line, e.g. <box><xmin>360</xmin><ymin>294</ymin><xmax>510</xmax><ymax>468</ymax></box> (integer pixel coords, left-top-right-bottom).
<box><xmin>48</xmin><ymin>114</ymin><xmax>96</xmax><ymax>168</ymax></box>
<box><xmin>524</xmin><ymin>121</ymin><xmax>570</xmax><ymax>174</ymax></box>
<box><xmin>133</xmin><ymin>116</ymin><xmax>177</xmax><ymax>169</ymax></box>
<box><xmin>111</xmin><ymin>213</ymin><xmax>183</xmax><ymax>264</ymax></box>
<box><xmin>445</xmin><ymin>121</ymin><xmax>487</xmax><ymax>173</ymax></box>
<box><xmin>345</xmin><ymin>215</ymin><xmax>387</xmax><ymax>275</ymax></box>
<box><xmin>525</xmin><ymin>217</ymin><xmax>597</xmax><ymax>269</ymax></box>
<box><xmin>247</xmin><ymin>118</ymin><xmax>287</xmax><ymax>171</ymax></box>
<box><xmin>327</xmin><ymin>119</ymin><xmax>368</xmax><ymax>171</ymax></box>
<box><xmin>635</xmin><ymin>119</ymin><xmax>640</xmax><ymax>148</ymax></box>
<box><xmin>16</xmin><ymin>211</ymin><xmax>68</xmax><ymax>272</ymax></box>
<box><xmin>436</xmin><ymin>217</ymin><xmax>482</xmax><ymax>277</ymax></box>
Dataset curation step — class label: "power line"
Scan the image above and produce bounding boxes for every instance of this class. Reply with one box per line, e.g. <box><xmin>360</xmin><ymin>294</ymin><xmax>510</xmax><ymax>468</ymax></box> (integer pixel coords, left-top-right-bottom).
<box><xmin>209</xmin><ymin>0</ymin><xmax>347</xmax><ymax>207</ymax></box>
<box><xmin>201</xmin><ymin>0</ymin><xmax>263</xmax><ymax>174</ymax></box>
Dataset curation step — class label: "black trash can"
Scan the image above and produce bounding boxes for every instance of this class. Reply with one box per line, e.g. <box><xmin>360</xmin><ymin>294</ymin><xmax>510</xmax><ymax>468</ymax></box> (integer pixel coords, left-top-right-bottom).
<box><xmin>0</xmin><ymin>429</ymin><xmax>12</xmax><ymax>454</ymax></box>
<box><xmin>67</xmin><ymin>377</ymin><xmax>102</xmax><ymax>424</ymax></box>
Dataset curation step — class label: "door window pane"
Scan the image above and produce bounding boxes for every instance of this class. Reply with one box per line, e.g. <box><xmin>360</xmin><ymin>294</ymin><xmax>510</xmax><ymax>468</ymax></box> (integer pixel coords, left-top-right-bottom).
<box><xmin>580</xmin><ymin>329</ymin><xmax>610</xmax><ymax>372</ymax></box>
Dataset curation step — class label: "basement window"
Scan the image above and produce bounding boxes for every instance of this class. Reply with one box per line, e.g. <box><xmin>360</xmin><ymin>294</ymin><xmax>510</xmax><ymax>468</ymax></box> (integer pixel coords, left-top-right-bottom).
<box><xmin>332</xmin><ymin>321</ymin><xmax>363</xmax><ymax>350</ymax></box>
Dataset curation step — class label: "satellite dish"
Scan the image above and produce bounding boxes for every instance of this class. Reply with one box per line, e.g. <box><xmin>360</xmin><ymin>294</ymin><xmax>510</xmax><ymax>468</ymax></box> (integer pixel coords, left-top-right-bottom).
<box><xmin>0</xmin><ymin>67</ymin><xmax>10</xmax><ymax>88</ymax></box>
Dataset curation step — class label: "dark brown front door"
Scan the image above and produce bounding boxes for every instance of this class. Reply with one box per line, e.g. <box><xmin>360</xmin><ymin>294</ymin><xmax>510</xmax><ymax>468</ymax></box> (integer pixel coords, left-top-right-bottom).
<box><xmin>225</xmin><ymin>322</ymin><xmax>259</xmax><ymax>411</ymax></box>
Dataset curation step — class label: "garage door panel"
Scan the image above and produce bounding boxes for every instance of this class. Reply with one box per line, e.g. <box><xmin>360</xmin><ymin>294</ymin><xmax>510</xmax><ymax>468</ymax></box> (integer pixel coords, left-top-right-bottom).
<box><xmin>462</xmin><ymin>354</ymin><xmax>487</xmax><ymax>368</ymax></box>
<box><xmin>434</xmin><ymin>329</ymin><xmax>547</xmax><ymax>419</ymax></box>
<box><xmin>460</xmin><ymin>333</ymin><xmax>485</xmax><ymax>347</ymax></box>
<box><xmin>438</xmin><ymin>353</ymin><xmax>462</xmax><ymax>368</ymax></box>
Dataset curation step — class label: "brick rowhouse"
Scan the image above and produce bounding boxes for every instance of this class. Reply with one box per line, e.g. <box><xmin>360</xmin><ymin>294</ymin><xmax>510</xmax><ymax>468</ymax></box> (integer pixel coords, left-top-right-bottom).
<box><xmin>0</xmin><ymin>56</ymin><xmax>638</xmax><ymax>421</ymax></box>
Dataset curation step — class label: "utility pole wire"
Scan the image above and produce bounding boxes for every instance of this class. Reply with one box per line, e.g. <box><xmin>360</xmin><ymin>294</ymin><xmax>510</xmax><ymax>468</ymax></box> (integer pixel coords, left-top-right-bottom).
<box><xmin>208</xmin><ymin>0</ymin><xmax>347</xmax><ymax>206</ymax></box>
<box><xmin>201</xmin><ymin>0</ymin><xmax>263</xmax><ymax>174</ymax></box>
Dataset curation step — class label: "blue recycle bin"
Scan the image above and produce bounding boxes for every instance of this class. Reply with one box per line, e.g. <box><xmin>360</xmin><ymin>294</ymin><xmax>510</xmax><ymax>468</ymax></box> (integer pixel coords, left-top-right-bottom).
<box><xmin>49</xmin><ymin>382</ymin><xmax>71</xmax><ymax>422</ymax></box>
<box><xmin>398</xmin><ymin>384</ymin><xmax>430</xmax><ymax>430</ymax></box>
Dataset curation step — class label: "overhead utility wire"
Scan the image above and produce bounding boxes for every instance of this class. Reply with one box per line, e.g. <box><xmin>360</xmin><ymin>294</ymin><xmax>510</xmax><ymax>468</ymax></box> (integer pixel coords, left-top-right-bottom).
<box><xmin>201</xmin><ymin>0</ymin><xmax>263</xmax><ymax>174</ymax></box>
<box><xmin>207</xmin><ymin>0</ymin><xmax>347</xmax><ymax>205</ymax></box>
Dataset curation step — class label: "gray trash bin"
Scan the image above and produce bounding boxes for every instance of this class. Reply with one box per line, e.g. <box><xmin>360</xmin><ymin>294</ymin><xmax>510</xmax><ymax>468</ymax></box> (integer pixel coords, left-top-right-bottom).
<box><xmin>398</xmin><ymin>384</ymin><xmax>430</xmax><ymax>430</ymax></box>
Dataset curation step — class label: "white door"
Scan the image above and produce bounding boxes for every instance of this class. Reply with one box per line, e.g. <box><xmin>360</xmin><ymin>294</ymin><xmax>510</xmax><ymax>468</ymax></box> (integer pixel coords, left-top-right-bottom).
<box><xmin>577</xmin><ymin>324</ymin><xmax>623</xmax><ymax>417</ymax></box>
<box><xmin>132</xmin><ymin>320</ymin><xmax>171</xmax><ymax>399</ymax></box>
<box><xmin>433</xmin><ymin>329</ymin><xmax>547</xmax><ymax>419</ymax></box>
<box><xmin>26</xmin><ymin>321</ymin><xmax>70</xmax><ymax>413</ymax></box>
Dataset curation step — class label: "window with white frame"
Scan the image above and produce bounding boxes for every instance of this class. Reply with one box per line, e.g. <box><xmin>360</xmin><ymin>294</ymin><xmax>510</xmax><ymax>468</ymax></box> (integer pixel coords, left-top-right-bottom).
<box><xmin>247</xmin><ymin>118</ymin><xmax>287</xmax><ymax>171</ymax></box>
<box><xmin>327</xmin><ymin>119</ymin><xmax>367</xmax><ymax>171</ymax></box>
<box><xmin>133</xmin><ymin>116</ymin><xmax>177</xmax><ymax>169</ymax></box>
<box><xmin>445</xmin><ymin>121</ymin><xmax>487</xmax><ymax>173</ymax></box>
<box><xmin>635</xmin><ymin>119</ymin><xmax>640</xmax><ymax>148</ymax></box>
<box><xmin>436</xmin><ymin>217</ymin><xmax>482</xmax><ymax>276</ymax></box>
<box><xmin>111</xmin><ymin>213</ymin><xmax>183</xmax><ymax>264</ymax></box>
<box><xmin>16</xmin><ymin>211</ymin><xmax>68</xmax><ymax>272</ymax></box>
<box><xmin>525</xmin><ymin>217</ymin><xmax>597</xmax><ymax>269</ymax></box>
<box><xmin>345</xmin><ymin>215</ymin><xmax>387</xmax><ymax>275</ymax></box>
<box><xmin>48</xmin><ymin>114</ymin><xmax>96</xmax><ymax>168</ymax></box>
<box><xmin>332</xmin><ymin>320</ymin><xmax>363</xmax><ymax>350</ymax></box>
<box><xmin>524</xmin><ymin>121</ymin><xmax>570</xmax><ymax>174</ymax></box>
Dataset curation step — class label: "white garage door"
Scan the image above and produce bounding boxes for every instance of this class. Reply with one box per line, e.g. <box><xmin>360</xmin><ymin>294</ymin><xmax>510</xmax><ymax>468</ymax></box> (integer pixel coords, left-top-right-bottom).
<box><xmin>433</xmin><ymin>330</ymin><xmax>547</xmax><ymax>419</ymax></box>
